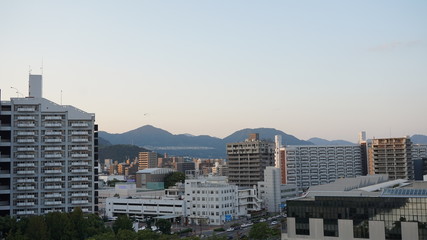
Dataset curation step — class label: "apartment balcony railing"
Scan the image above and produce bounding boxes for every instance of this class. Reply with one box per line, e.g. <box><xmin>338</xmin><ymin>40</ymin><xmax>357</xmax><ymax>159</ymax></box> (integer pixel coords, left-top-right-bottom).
<box><xmin>44</xmin><ymin>138</ymin><xmax>62</xmax><ymax>143</ymax></box>
<box><xmin>45</xmin><ymin>153</ymin><xmax>62</xmax><ymax>158</ymax></box>
<box><xmin>17</xmin><ymin>202</ymin><xmax>35</xmax><ymax>207</ymax></box>
<box><xmin>71</xmin><ymin>169</ymin><xmax>89</xmax><ymax>173</ymax></box>
<box><xmin>17</xmin><ymin>123</ymin><xmax>35</xmax><ymax>127</ymax></box>
<box><xmin>72</xmin><ymin>200</ymin><xmax>89</xmax><ymax>205</ymax></box>
<box><xmin>71</xmin><ymin>177</ymin><xmax>89</xmax><ymax>181</ymax></box>
<box><xmin>44</xmin><ymin>169</ymin><xmax>62</xmax><ymax>174</ymax></box>
<box><xmin>17</xmin><ymin>147</ymin><xmax>35</xmax><ymax>151</ymax></box>
<box><xmin>17</xmin><ymin>107</ymin><xmax>36</xmax><ymax>112</ymax></box>
<box><xmin>17</xmin><ymin>186</ymin><xmax>35</xmax><ymax>191</ymax></box>
<box><xmin>45</xmin><ymin>123</ymin><xmax>62</xmax><ymax>127</ymax></box>
<box><xmin>71</xmin><ymin>184</ymin><xmax>89</xmax><ymax>189</ymax></box>
<box><xmin>71</xmin><ymin>123</ymin><xmax>89</xmax><ymax>127</ymax></box>
<box><xmin>17</xmin><ymin>194</ymin><xmax>35</xmax><ymax>199</ymax></box>
<box><xmin>44</xmin><ymin>185</ymin><xmax>62</xmax><ymax>190</ymax></box>
<box><xmin>44</xmin><ymin>162</ymin><xmax>62</xmax><ymax>167</ymax></box>
<box><xmin>17</xmin><ymin>163</ymin><xmax>35</xmax><ymax>167</ymax></box>
<box><xmin>44</xmin><ymin>116</ymin><xmax>62</xmax><ymax>120</ymax></box>
<box><xmin>17</xmin><ymin>170</ymin><xmax>35</xmax><ymax>175</ymax></box>
<box><xmin>45</xmin><ymin>201</ymin><xmax>62</xmax><ymax>206</ymax></box>
<box><xmin>17</xmin><ymin>178</ymin><xmax>35</xmax><ymax>183</ymax></box>
<box><xmin>72</xmin><ymin>146</ymin><xmax>89</xmax><ymax>151</ymax></box>
<box><xmin>71</xmin><ymin>162</ymin><xmax>89</xmax><ymax>166</ymax></box>
<box><xmin>17</xmin><ymin>116</ymin><xmax>35</xmax><ymax>120</ymax></box>
<box><xmin>71</xmin><ymin>154</ymin><xmax>89</xmax><ymax>158</ymax></box>
<box><xmin>45</xmin><ymin>147</ymin><xmax>62</xmax><ymax>151</ymax></box>
<box><xmin>45</xmin><ymin>131</ymin><xmax>62</xmax><ymax>136</ymax></box>
<box><xmin>71</xmin><ymin>192</ymin><xmax>89</xmax><ymax>197</ymax></box>
<box><xmin>17</xmin><ymin>210</ymin><xmax>35</xmax><ymax>215</ymax></box>
<box><xmin>17</xmin><ymin>131</ymin><xmax>35</xmax><ymax>136</ymax></box>
<box><xmin>71</xmin><ymin>138</ymin><xmax>89</xmax><ymax>143</ymax></box>
<box><xmin>17</xmin><ymin>139</ymin><xmax>35</xmax><ymax>143</ymax></box>
<box><xmin>45</xmin><ymin>193</ymin><xmax>62</xmax><ymax>198</ymax></box>
<box><xmin>16</xmin><ymin>154</ymin><xmax>35</xmax><ymax>159</ymax></box>
<box><xmin>71</xmin><ymin>131</ymin><xmax>88</xmax><ymax>135</ymax></box>
<box><xmin>45</xmin><ymin>178</ymin><xmax>62</xmax><ymax>182</ymax></box>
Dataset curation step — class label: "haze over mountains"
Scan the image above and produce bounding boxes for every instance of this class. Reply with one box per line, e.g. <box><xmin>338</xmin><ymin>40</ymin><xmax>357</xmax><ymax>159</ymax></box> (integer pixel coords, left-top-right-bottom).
<box><xmin>99</xmin><ymin>125</ymin><xmax>427</xmax><ymax>159</ymax></box>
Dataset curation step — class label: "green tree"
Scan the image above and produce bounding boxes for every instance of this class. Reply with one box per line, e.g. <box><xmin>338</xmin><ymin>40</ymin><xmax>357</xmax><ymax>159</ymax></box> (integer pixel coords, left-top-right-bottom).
<box><xmin>84</xmin><ymin>213</ymin><xmax>109</xmax><ymax>237</ymax></box>
<box><xmin>117</xmin><ymin>229</ymin><xmax>137</xmax><ymax>240</ymax></box>
<box><xmin>0</xmin><ymin>216</ymin><xmax>17</xmax><ymax>239</ymax></box>
<box><xmin>155</xmin><ymin>219</ymin><xmax>171</xmax><ymax>234</ymax></box>
<box><xmin>86</xmin><ymin>231</ymin><xmax>116</xmax><ymax>240</ymax></box>
<box><xmin>25</xmin><ymin>215</ymin><xmax>48</xmax><ymax>240</ymax></box>
<box><xmin>137</xmin><ymin>229</ymin><xmax>160</xmax><ymax>240</ymax></box>
<box><xmin>249</xmin><ymin>222</ymin><xmax>271</xmax><ymax>240</ymax></box>
<box><xmin>45</xmin><ymin>212</ymin><xmax>74</xmax><ymax>240</ymax></box>
<box><xmin>112</xmin><ymin>215</ymin><xmax>133</xmax><ymax>234</ymax></box>
<box><xmin>70</xmin><ymin>207</ymin><xmax>86</xmax><ymax>240</ymax></box>
<box><xmin>164</xmin><ymin>172</ymin><xmax>185</xmax><ymax>188</ymax></box>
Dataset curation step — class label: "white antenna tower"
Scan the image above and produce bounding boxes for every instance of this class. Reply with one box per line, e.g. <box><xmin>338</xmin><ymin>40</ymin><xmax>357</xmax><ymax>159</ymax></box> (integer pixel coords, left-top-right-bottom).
<box><xmin>60</xmin><ymin>90</ymin><xmax>63</xmax><ymax>105</ymax></box>
<box><xmin>11</xmin><ymin>87</ymin><xmax>23</xmax><ymax>97</ymax></box>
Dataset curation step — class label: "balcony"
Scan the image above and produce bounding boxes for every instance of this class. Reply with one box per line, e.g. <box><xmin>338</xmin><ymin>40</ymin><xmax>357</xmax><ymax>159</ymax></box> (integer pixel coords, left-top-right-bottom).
<box><xmin>17</xmin><ymin>163</ymin><xmax>35</xmax><ymax>167</ymax></box>
<box><xmin>71</xmin><ymin>131</ymin><xmax>88</xmax><ymax>135</ymax></box>
<box><xmin>45</xmin><ymin>154</ymin><xmax>62</xmax><ymax>158</ymax></box>
<box><xmin>44</xmin><ymin>122</ymin><xmax>62</xmax><ymax>127</ymax></box>
<box><xmin>17</xmin><ymin>139</ymin><xmax>35</xmax><ymax>143</ymax></box>
<box><xmin>72</xmin><ymin>200</ymin><xmax>89</xmax><ymax>205</ymax></box>
<box><xmin>45</xmin><ymin>193</ymin><xmax>62</xmax><ymax>198</ymax></box>
<box><xmin>17</xmin><ymin>194</ymin><xmax>35</xmax><ymax>199</ymax></box>
<box><xmin>17</xmin><ymin>178</ymin><xmax>35</xmax><ymax>183</ymax></box>
<box><xmin>44</xmin><ymin>116</ymin><xmax>62</xmax><ymax>120</ymax></box>
<box><xmin>71</xmin><ymin>123</ymin><xmax>89</xmax><ymax>127</ymax></box>
<box><xmin>44</xmin><ymin>185</ymin><xmax>62</xmax><ymax>190</ymax></box>
<box><xmin>72</xmin><ymin>184</ymin><xmax>89</xmax><ymax>189</ymax></box>
<box><xmin>44</xmin><ymin>169</ymin><xmax>62</xmax><ymax>174</ymax></box>
<box><xmin>44</xmin><ymin>138</ymin><xmax>62</xmax><ymax>143</ymax></box>
<box><xmin>71</xmin><ymin>138</ymin><xmax>88</xmax><ymax>143</ymax></box>
<box><xmin>44</xmin><ymin>162</ymin><xmax>62</xmax><ymax>167</ymax></box>
<box><xmin>17</xmin><ymin>107</ymin><xmax>35</xmax><ymax>112</ymax></box>
<box><xmin>45</xmin><ymin>178</ymin><xmax>62</xmax><ymax>182</ymax></box>
<box><xmin>17</xmin><ymin>131</ymin><xmax>35</xmax><ymax>136</ymax></box>
<box><xmin>71</xmin><ymin>154</ymin><xmax>89</xmax><ymax>158</ymax></box>
<box><xmin>17</xmin><ymin>147</ymin><xmax>35</xmax><ymax>151</ymax></box>
<box><xmin>45</xmin><ymin>131</ymin><xmax>62</xmax><ymax>136</ymax></box>
<box><xmin>71</xmin><ymin>192</ymin><xmax>89</xmax><ymax>197</ymax></box>
<box><xmin>17</xmin><ymin>186</ymin><xmax>35</xmax><ymax>191</ymax></box>
<box><xmin>72</xmin><ymin>146</ymin><xmax>88</xmax><ymax>150</ymax></box>
<box><xmin>17</xmin><ymin>202</ymin><xmax>35</xmax><ymax>207</ymax></box>
<box><xmin>17</xmin><ymin>123</ymin><xmax>35</xmax><ymax>127</ymax></box>
<box><xmin>45</xmin><ymin>201</ymin><xmax>62</xmax><ymax>206</ymax></box>
<box><xmin>71</xmin><ymin>162</ymin><xmax>89</xmax><ymax>166</ymax></box>
<box><xmin>71</xmin><ymin>169</ymin><xmax>89</xmax><ymax>174</ymax></box>
<box><xmin>17</xmin><ymin>170</ymin><xmax>35</xmax><ymax>175</ymax></box>
<box><xmin>17</xmin><ymin>210</ymin><xmax>35</xmax><ymax>215</ymax></box>
<box><xmin>71</xmin><ymin>177</ymin><xmax>89</xmax><ymax>181</ymax></box>
<box><xmin>17</xmin><ymin>154</ymin><xmax>35</xmax><ymax>159</ymax></box>
<box><xmin>17</xmin><ymin>116</ymin><xmax>35</xmax><ymax>120</ymax></box>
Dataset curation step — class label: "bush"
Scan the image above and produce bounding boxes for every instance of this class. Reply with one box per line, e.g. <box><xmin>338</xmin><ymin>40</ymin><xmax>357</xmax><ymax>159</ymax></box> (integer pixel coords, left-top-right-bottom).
<box><xmin>213</xmin><ymin>227</ymin><xmax>225</xmax><ymax>232</ymax></box>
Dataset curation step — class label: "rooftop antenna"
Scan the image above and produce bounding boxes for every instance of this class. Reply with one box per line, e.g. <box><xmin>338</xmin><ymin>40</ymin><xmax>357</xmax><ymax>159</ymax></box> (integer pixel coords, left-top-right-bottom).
<box><xmin>40</xmin><ymin>58</ymin><xmax>43</xmax><ymax>75</ymax></box>
<box><xmin>60</xmin><ymin>90</ymin><xmax>63</xmax><ymax>105</ymax></box>
<box><xmin>11</xmin><ymin>87</ymin><xmax>23</xmax><ymax>97</ymax></box>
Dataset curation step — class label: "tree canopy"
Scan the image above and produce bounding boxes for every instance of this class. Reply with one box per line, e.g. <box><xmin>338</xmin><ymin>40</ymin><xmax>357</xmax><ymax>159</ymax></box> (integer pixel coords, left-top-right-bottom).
<box><xmin>164</xmin><ymin>172</ymin><xmax>185</xmax><ymax>188</ymax></box>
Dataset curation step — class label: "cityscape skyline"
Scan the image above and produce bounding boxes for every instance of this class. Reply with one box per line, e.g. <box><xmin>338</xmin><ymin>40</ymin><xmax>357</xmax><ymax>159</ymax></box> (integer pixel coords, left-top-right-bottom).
<box><xmin>1</xmin><ymin>1</ymin><xmax>426</xmax><ymax>142</ymax></box>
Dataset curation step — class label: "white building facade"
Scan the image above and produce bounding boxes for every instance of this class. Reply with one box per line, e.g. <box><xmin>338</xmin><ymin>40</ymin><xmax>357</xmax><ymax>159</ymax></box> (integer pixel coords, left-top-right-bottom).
<box><xmin>284</xmin><ymin>145</ymin><xmax>363</xmax><ymax>190</ymax></box>
<box><xmin>0</xmin><ymin>74</ymin><xmax>98</xmax><ymax>217</ymax></box>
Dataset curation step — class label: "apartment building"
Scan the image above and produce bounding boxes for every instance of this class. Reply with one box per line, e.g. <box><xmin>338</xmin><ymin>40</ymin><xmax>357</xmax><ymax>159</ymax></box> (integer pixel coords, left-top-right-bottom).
<box><xmin>368</xmin><ymin>137</ymin><xmax>413</xmax><ymax>180</ymax></box>
<box><xmin>138</xmin><ymin>151</ymin><xmax>158</xmax><ymax>170</ymax></box>
<box><xmin>226</xmin><ymin>133</ymin><xmax>275</xmax><ymax>187</ymax></box>
<box><xmin>283</xmin><ymin>145</ymin><xmax>363</xmax><ymax>190</ymax></box>
<box><xmin>0</xmin><ymin>74</ymin><xmax>98</xmax><ymax>217</ymax></box>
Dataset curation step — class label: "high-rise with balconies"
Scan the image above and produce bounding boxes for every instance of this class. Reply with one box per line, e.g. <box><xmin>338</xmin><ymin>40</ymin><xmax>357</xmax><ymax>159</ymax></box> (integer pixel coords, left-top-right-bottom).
<box><xmin>0</xmin><ymin>74</ymin><xmax>98</xmax><ymax>217</ymax></box>
<box><xmin>226</xmin><ymin>133</ymin><xmax>275</xmax><ymax>187</ymax></box>
<box><xmin>368</xmin><ymin>137</ymin><xmax>413</xmax><ymax>180</ymax></box>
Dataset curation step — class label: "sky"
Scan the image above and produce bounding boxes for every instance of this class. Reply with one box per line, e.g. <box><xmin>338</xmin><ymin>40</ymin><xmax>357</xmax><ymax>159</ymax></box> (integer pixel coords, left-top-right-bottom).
<box><xmin>1</xmin><ymin>1</ymin><xmax>426</xmax><ymax>142</ymax></box>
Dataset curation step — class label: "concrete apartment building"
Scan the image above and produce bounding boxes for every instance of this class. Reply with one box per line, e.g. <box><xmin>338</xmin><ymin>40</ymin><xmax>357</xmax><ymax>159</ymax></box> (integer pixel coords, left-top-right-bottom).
<box><xmin>138</xmin><ymin>151</ymin><xmax>158</xmax><ymax>170</ymax></box>
<box><xmin>283</xmin><ymin>145</ymin><xmax>363</xmax><ymax>190</ymax></box>
<box><xmin>226</xmin><ymin>133</ymin><xmax>275</xmax><ymax>187</ymax></box>
<box><xmin>368</xmin><ymin>137</ymin><xmax>413</xmax><ymax>180</ymax></box>
<box><xmin>0</xmin><ymin>74</ymin><xmax>98</xmax><ymax>217</ymax></box>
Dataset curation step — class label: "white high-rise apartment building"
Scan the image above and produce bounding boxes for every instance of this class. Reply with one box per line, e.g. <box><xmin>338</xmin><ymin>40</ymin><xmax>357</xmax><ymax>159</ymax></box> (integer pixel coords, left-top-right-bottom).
<box><xmin>284</xmin><ymin>145</ymin><xmax>363</xmax><ymax>190</ymax></box>
<box><xmin>0</xmin><ymin>74</ymin><xmax>98</xmax><ymax>217</ymax></box>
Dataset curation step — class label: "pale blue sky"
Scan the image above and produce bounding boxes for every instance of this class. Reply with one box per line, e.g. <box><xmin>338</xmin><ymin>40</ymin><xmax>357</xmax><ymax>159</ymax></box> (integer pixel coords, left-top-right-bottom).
<box><xmin>1</xmin><ymin>1</ymin><xmax>426</xmax><ymax>142</ymax></box>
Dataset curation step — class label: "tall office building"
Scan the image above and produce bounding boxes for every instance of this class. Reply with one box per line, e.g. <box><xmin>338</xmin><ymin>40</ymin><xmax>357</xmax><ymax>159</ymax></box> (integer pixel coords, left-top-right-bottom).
<box><xmin>368</xmin><ymin>137</ymin><xmax>413</xmax><ymax>180</ymax></box>
<box><xmin>226</xmin><ymin>133</ymin><xmax>275</xmax><ymax>187</ymax></box>
<box><xmin>284</xmin><ymin>145</ymin><xmax>363</xmax><ymax>190</ymax></box>
<box><xmin>0</xmin><ymin>74</ymin><xmax>98</xmax><ymax>217</ymax></box>
<box><xmin>138</xmin><ymin>151</ymin><xmax>158</xmax><ymax>170</ymax></box>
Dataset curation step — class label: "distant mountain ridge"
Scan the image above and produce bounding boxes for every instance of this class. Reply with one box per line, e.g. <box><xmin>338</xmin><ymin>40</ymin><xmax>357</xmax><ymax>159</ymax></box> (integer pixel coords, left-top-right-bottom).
<box><xmin>308</xmin><ymin>137</ymin><xmax>355</xmax><ymax>145</ymax></box>
<box><xmin>99</xmin><ymin>125</ymin><xmax>311</xmax><ymax>159</ymax></box>
<box><xmin>98</xmin><ymin>125</ymin><xmax>427</xmax><ymax>159</ymax></box>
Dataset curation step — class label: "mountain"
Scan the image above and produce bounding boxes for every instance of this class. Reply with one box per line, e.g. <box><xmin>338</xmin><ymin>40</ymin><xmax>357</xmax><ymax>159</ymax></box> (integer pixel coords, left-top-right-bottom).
<box><xmin>411</xmin><ymin>134</ymin><xmax>427</xmax><ymax>144</ymax></box>
<box><xmin>99</xmin><ymin>125</ymin><xmax>312</xmax><ymax>159</ymax></box>
<box><xmin>223</xmin><ymin>128</ymin><xmax>312</xmax><ymax>145</ymax></box>
<box><xmin>308</xmin><ymin>137</ymin><xmax>355</xmax><ymax>145</ymax></box>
